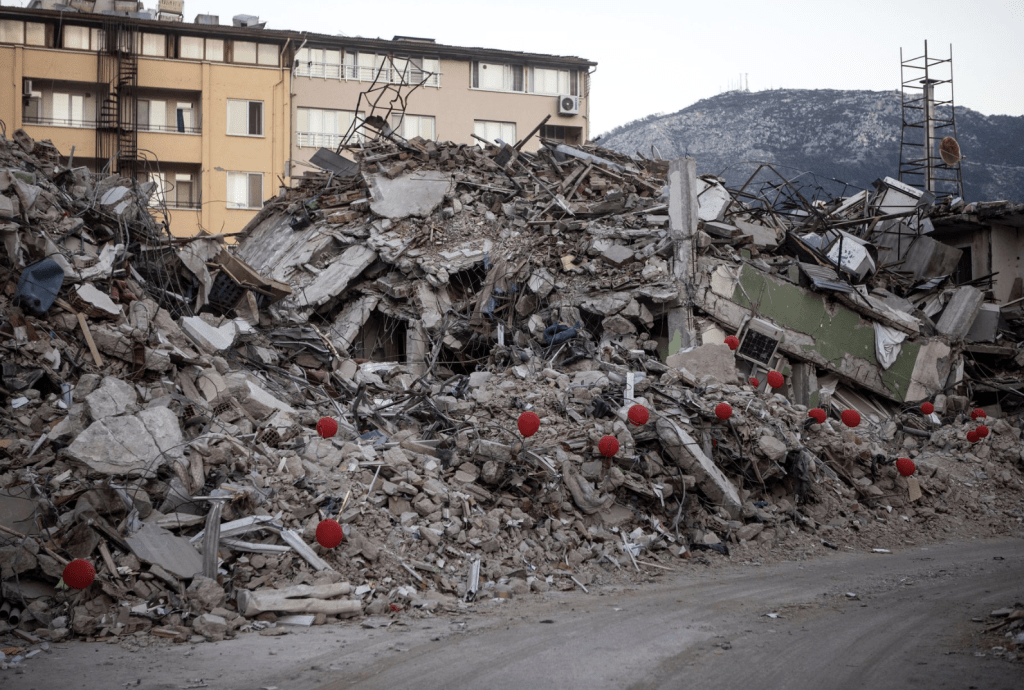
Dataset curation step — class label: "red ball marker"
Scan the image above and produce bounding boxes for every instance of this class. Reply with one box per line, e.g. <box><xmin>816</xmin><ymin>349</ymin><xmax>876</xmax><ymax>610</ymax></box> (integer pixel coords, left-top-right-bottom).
<box><xmin>517</xmin><ymin>411</ymin><xmax>541</xmax><ymax>437</ymax></box>
<box><xmin>841</xmin><ymin>409</ymin><xmax>861</xmax><ymax>428</ymax></box>
<box><xmin>598</xmin><ymin>435</ymin><xmax>619</xmax><ymax>458</ymax></box>
<box><xmin>808</xmin><ymin>408</ymin><xmax>827</xmax><ymax>424</ymax></box>
<box><xmin>627</xmin><ymin>404</ymin><xmax>649</xmax><ymax>426</ymax></box>
<box><xmin>724</xmin><ymin>335</ymin><xmax>740</xmax><ymax>351</ymax></box>
<box><xmin>896</xmin><ymin>457</ymin><xmax>916</xmax><ymax>477</ymax></box>
<box><xmin>966</xmin><ymin>430</ymin><xmax>979</xmax><ymax>443</ymax></box>
<box><xmin>766</xmin><ymin>371</ymin><xmax>784</xmax><ymax>389</ymax></box>
<box><xmin>970</xmin><ymin>408</ymin><xmax>987</xmax><ymax>421</ymax></box>
<box><xmin>316</xmin><ymin>519</ymin><xmax>344</xmax><ymax>549</ymax></box>
<box><xmin>921</xmin><ymin>402</ymin><xmax>934</xmax><ymax>415</ymax></box>
<box><xmin>748</xmin><ymin>377</ymin><xmax>760</xmax><ymax>388</ymax></box>
<box><xmin>976</xmin><ymin>425</ymin><xmax>989</xmax><ymax>439</ymax></box>
<box><xmin>317</xmin><ymin>417</ymin><xmax>338</xmax><ymax>439</ymax></box>
<box><xmin>62</xmin><ymin>559</ymin><xmax>95</xmax><ymax>590</ymax></box>
<box><xmin>715</xmin><ymin>402</ymin><xmax>732</xmax><ymax>420</ymax></box>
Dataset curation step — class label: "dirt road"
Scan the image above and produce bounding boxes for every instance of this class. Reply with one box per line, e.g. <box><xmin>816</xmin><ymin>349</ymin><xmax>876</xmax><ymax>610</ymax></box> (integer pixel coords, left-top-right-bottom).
<box><xmin>10</xmin><ymin>538</ymin><xmax>1022</xmax><ymax>690</ymax></box>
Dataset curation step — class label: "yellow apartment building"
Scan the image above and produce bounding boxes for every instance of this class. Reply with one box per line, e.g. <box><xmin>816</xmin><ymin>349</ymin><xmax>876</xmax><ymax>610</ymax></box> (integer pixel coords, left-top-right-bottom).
<box><xmin>0</xmin><ymin>3</ymin><xmax>290</xmax><ymax>238</ymax></box>
<box><xmin>2</xmin><ymin>3</ymin><xmax>596</xmax><ymax>237</ymax></box>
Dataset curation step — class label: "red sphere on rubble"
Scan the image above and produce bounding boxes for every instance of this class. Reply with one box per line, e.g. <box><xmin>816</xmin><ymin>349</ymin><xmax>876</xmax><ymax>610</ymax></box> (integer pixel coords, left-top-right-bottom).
<box><xmin>841</xmin><ymin>409</ymin><xmax>861</xmax><ymax>428</ymax></box>
<box><xmin>714</xmin><ymin>403</ymin><xmax>733</xmax><ymax>421</ymax></box>
<box><xmin>598</xmin><ymin>435</ymin><xmax>619</xmax><ymax>458</ymax></box>
<box><xmin>976</xmin><ymin>425</ymin><xmax>989</xmax><ymax>439</ymax></box>
<box><xmin>808</xmin><ymin>408</ymin><xmax>827</xmax><ymax>424</ymax></box>
<box><xmin>970</xmin><ymin>408</ymin><xmax>987</xmax><ymax>421</ymax></box>
<box><xmin>921</xmin><ymin>402</ymin><xmax>934</xmax><ymax>415</ymax></box>
<box><xmin>766</xmin><ymin>371</ymin><xmax>784</xmax><ymax>389</ymax></box>
<box><xmin>315</xmin><ymin>519</ymin><xmax>344</xmax><ymax>549</ymax></box>
<box><xmin>627</xmin><ymin>404</ymin><xmax>649</xmax><ymax>426</ymax></box>
<box><xmin>896</xmin><ymin>457</ymin><xmax>916</xmax><ymax>477</ymax></box>
<box><xmin>748</xmin><ymin>377</ymin><xmax>760</xmax><ymax>388</ymax></box>
<box><xmin>62</xmin><ymin>559</ymin><xmax>95</xmax><ymax>590</ymax></box>
<box><xmin>517</xmin><ymin>411</ymin><xmax>541</xmax><ymax>437</ymax></box>
<box><xmin>316</xmin><ymin>417</ymin><xmax>338</xmax><ymax>439</ymax></box>
<box><xmin>966</xmin><ymin>430</ymin><xmax>979</xmax><ymax>443</ymax></box>
<box><xmin>724</xmin><ymin>335</ymin><xmax>740</xmax><ymax>351</ymax></box>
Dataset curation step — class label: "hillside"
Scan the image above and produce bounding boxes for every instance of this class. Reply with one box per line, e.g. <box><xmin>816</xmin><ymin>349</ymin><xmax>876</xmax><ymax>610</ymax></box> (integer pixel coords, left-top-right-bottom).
<box><xmin>598</xmin><ymin>89</ymin><xmax>1024</xmax><ymax>202</ymax></box>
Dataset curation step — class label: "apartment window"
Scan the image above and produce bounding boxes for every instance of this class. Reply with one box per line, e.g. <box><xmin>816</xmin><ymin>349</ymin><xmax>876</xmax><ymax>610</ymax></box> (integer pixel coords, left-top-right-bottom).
<box><xmin>63</xmin><ymin>26</ymin><xmax>103</xmax><ymax>51</ymax></box>
<box><xmin>296</xmin><ymin>107</ymin><xmax>361</xmax><ymax>148</ymax></box>
<box><xmin>140</xmin><ymin>33</ymin><xmax>165</xmax><ymax>57</ymax></box>
<box><xmin>414</xmin><ymin>57</ymin><xmax>441</xmax><ymax>87</ymax></box>
<box><xmin>0</xmin><ymin>19</ymin><xmax>24</xmax><ymax>44</ymax></box>
<box><xmin>296</xmin><ymin>47</ymin><xmax>342</xmax><ymax>78</ymax></box>
<box><xmin>472</xmin><ymin>62</ymin><xmax>524</xmax><ymax>92</ymax></box>
<box><xmin>474</xmin><ymin>120</ymin><xmax>516</xmax><ymax>146</ymax></box>
<box><xmin>530</xmin><ymin>67</ymin><xmax>576</xmax><ymax>96</ymax></box>
<box><xmin>23</xmin><ymin>89</ymin><xmax>42</xmax><ymax>122</ymax></box>
<box><xmin>140</xmin><ymin>171</ymin><xmax>167</xmax><ymax>207</ymax></box>
<box><xmin>176</xmin><ymin>102</ymin><xmax>195</xmax><ymax>132</ymax></box>
<box><xmin>391</xmin><ymin>114</ymin><xmax>435</xmax><ymax>141</ymax></box>
<box><xmin>173</xmin><ymin>173</ymin><xmax>195</xmax><ymax>208</ymax></box>
<box><xmin>257</xmin><ymin>43</ymin><xmax>277</xmax><ymax>66</ymax></box>
<box><xmin>179</xmin><ymin>36</ymin><xmax>222</xmax><ymax>61</ymax></box>
<box><xmin>227</xmin><ymin>100</ymin><xmax>263</xmax><ymax>136</ymax></box>
<box><xmin>137</xmin><ymin>99</ymin><xmax>167</xmax><ymax>131</ymax></box>
<box><xmin>25</xmin><ymin>22</ymin><xmax>46</xmax><ymax>46</ymax></box>
<box><xmin>53</xmin><ymin>93</ymin><xmax>86</xmax><ymax>127</ymax></box>
<box><xmin>226</xmin><ymin>172</ymin><xmax>263</xmax><ymax>210</ymax></box>
<box><xmin>344</xmin><ymin>51</ymin><xmax>385</xmax><ymax>81</ymax></box>
<box><xmin>233</xmin><ymin>40</ymin><xmax>257</xmax><ymax>64</ymax></box>
<box><xmin>541</xmin><ymin>124</ymin><xmax>582</xmax><ymax>145</ymax></box>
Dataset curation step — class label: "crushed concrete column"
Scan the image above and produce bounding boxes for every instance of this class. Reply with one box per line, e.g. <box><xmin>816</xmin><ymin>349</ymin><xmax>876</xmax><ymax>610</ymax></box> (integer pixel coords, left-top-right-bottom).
<box><xmin>656</xmin><ymin>416</ymin><xmax>741</xmax><ymax>519</ymax></box>
<box><xmin>406</xmin><ymin>319</ymin><xmax>429</xmax><ymax>378</ymax></box>
<box><xmin>667</xmin><ymin>157</ymin><xmax>699</xmax><ymax>355</ymax></box>
<box><xmin>935</xmin><ymin>286</ymin><xmax>984</xmax><ymax>340</ymax></box>
<box><xmin>791</xmin><ymin>362</ymin><xmax>818</xmax><ymax>407</ymax></box>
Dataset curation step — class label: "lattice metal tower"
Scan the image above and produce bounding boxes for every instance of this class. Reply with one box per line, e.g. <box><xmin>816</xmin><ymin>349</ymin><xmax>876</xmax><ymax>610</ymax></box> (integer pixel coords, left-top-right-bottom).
<box><xmin>898</xmin><ymin>41</ymin><xmax>963</xmax><ymax>198</ymax></box>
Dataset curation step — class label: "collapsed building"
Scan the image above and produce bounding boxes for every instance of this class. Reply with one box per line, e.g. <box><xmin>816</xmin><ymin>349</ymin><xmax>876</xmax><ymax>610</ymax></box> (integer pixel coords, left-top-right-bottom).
<box><xmin>1</xmin><ymin>122</ymin><xmax>1022</xmax><ymax>657</ymax></box>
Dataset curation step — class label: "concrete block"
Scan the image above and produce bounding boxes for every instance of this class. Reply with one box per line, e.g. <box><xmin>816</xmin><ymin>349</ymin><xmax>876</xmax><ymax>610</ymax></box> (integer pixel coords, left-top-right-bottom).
<box><xmin>665</xmin><ymin>343</ymin><xmax>738</xmax><ymax>384</ymax></box>
<box><xmin>181</xmin><ymin>316</ymin><xmax>238</xmax><ymax>353</ymax></box>
<box><xmin>367</xmin><ymin>170</ymin><xmax>452</xmax><ymax>219</ymax></box>
<box><xmin>656</xmin><ymin>417</ymin><xmax>741</xmax><ymax>519</ymax></box>
<box><xmin>85</xmin><ymin>376</ymin><xmax>138</xmax><ymax>421</ymax></box>
<box><xmin>757</xmin><ymin>435</ymin><xmax>787</xmax><ymax>462</ymax></box>
<box><xmin>935</xmin><ymin>286</ymin><xmax>984</xmax><ymax>340</ymax></box>
<box><xmin>601</xmin><ymin>244</ymin><xmax>635</xmax><ymax>268</ymax></box>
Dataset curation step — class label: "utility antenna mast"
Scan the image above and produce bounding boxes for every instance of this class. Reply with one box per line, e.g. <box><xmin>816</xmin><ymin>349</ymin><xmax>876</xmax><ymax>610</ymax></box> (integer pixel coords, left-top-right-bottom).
<box><xmin>898</xmin><ymin>41</ymin><xmax>963</xmax><ymax>198</ymax></box>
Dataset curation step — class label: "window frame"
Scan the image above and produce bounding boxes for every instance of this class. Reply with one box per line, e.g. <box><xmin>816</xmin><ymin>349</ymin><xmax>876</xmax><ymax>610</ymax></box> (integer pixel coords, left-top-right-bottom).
<box><xmin>391</xmin><ymin>113</ymin><xmax>435</xmax><ymax>141</ymax></box>
<box><xmin>226</xmin><ymin>171</ymin><xmax>264</xmax><ymax>210</ymax></box>
<box><xmin>226</xmin><ymin>99</ymin><xmax>264</xmax><ymax>137</ymax></box>
<box><xmin>296</xmin><ymin>107</ymin><xmax>363</xmax><ymax>148</ymax></box>
<box><xmin>471</xmin><ymin>61</ymin><xmax>524</xmax><ymax>93</ymax></box>
<box><xmin>473</xmin><ymin>120</ymin><xmax>516</xmax><ymax>147</ymax></box>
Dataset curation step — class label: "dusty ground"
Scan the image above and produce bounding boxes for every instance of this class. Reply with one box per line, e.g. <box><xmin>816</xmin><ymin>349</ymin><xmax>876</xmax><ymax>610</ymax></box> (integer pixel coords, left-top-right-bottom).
<box><xmin>5</xmin><ymin>536</ymin><xmax>1022</xmax><ymax>690</ymax></box>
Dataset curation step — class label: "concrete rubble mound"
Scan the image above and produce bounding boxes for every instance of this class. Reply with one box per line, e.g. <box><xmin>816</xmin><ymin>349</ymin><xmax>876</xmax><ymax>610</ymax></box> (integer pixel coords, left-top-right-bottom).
<box><xmin>1</xmin><ymin>125</ymin><xmax>1022</xmax><ymax>656</ymax></box>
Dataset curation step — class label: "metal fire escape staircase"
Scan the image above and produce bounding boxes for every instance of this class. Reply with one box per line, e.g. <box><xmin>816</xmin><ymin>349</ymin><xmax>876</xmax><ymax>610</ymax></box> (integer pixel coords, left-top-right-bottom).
<box><xmin>96</xmin><ymin>21</ymin><xmax>139</xmax><ymax>179</ymax></box>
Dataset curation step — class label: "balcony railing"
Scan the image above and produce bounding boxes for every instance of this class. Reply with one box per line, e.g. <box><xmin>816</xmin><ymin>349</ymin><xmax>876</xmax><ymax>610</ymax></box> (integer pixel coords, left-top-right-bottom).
<box><xmin>23</xmin><ymin>116</ymin><xmax>97</xmax><ymax>129</ymax></box>
<box><xmin>138</xmin><ymin>123</ymin><xmax>202</xmax><ymax>135</ymax></box>
<box><xmin>295</xmin><ymin>62</ymin><xmax>440</xmax><ymax>87</ymax></box>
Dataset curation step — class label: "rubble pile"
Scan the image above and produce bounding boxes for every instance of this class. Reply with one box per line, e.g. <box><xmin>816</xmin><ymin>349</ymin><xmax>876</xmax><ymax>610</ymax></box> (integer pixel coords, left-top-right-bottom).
<box><xmin>1</xmin><ymin>125</ymin><xmax>1023</xmax><ymax>656</ymax></box>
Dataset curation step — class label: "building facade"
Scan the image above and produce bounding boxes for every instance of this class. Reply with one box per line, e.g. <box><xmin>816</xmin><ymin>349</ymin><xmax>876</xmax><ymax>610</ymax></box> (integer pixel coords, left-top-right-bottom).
<box><xmin>288</xmin><ymin>36</ymin><xmax>595</xmax><ymax>178</ymax></box>
<box><xmin>1</xmin><ymin>4</ymin><xmax>595</xmax><ymax>237</ymax></box>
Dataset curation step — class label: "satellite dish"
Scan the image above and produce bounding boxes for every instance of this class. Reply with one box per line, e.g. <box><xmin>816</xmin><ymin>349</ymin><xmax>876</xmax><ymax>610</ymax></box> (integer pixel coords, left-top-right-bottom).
<box><xmin>939</xmin><ymin>137</ymin><xmax>961</xmax><ymax>166</ymax></box>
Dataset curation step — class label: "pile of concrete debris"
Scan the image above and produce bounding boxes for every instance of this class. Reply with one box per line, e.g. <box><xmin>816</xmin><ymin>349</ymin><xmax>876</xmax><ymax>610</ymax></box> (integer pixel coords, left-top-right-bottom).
<box><xmin>1</xmin><ymin>124</ymin><xmax>1023</xmax><ymax>657</ymax></box>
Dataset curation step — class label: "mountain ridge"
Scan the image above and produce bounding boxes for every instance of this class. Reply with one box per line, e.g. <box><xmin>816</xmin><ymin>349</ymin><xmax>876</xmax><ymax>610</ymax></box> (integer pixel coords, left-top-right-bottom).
<box><xmin>597</xmin><ymin>89</ymin><xmax>1024</xmax><ymax>202</ymax></box>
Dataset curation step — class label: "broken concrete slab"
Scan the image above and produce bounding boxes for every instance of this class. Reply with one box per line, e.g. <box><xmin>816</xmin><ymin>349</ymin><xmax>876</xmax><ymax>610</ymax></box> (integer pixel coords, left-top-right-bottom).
<box><xmin>290</xmin><ymin>245</ymin><xmax>377</xmax><ymax>310</ymax></box>
<box><xmin>733</xmin><ymin>218</ymin><xmax>779</xmax><ymax>248</ymax></box>
<box><xmin>367</xmin><ymin>171</ymin><xmax>453</xmax><ymax>219</ymax></box>
<box><xmin>665</xmin><ymin>343</ymin><xmax>738</xmax><ymax>384</ymax></box>
<box><xmin>935</xmin><ymin>286</ymin><xmax>984</xmax><ymax>340</ymax></box>
<box><xmin>125</xmin><ymin>522</ymin><xmax>204</xmax><ymax>580</ymax></box>
<box><xmin>85</xmin><ymin>376</ymin><xmax>138</xmax><ymax>421</ymax></box>
<box><xmin>181</xmin><ymin>317</ymin><xmax>238</xmax><ymax>354</ymax></box>
<box><xmin>656</xmin><ymin>417</ymin><xmax>741</xmax><ymax>519</ymax></box>
<box><xmin>66</xmin><ymin>413</ymin><xmax>174</xmax><ymax>478</ymax></box>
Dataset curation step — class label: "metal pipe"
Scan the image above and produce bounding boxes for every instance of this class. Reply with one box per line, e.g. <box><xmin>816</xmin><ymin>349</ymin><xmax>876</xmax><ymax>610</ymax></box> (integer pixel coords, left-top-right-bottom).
<box><xmin>7</xmin><ymin>606</ymin><xmax>21</xmax><ymax>626</ymax></box>
<box><xmin>0</xmin><ymin>600</ymin><xmax>11</xmax><ymax>621</ymax></box>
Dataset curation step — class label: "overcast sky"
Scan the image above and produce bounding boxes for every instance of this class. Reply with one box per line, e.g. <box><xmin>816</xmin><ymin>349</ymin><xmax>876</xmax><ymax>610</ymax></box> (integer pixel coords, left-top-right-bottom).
<box><xmin>10</xmin><ymin>0</ymin><xmax>1024</xmax><ymax>134</ymax></box>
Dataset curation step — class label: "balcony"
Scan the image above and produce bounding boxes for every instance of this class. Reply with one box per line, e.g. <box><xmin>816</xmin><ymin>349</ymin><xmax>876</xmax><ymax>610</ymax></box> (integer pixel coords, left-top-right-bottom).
<box><xmin>137</xmin><ymin>122</ymin><xmax>201</xmax><ymax>135</ymax></box>
<box><xmin>22</xmin><ymin>116</ymin><xmax>98</xmax><ymax>129</ymax></box>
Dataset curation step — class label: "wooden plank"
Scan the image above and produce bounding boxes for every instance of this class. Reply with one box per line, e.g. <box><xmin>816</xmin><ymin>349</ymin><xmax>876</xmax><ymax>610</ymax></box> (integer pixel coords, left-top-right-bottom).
<box><xmin>77</xmin><ymin>313</ymin><xmax>104</xmax><ymax>367</ymax></box>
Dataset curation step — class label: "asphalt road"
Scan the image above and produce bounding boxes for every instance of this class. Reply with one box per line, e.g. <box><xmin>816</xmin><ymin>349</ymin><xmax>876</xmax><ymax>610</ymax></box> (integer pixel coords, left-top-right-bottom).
<box><xmin>11</xmin><ymin>538</ymin><xmax>1022</xmax><ymax>690</ymax></box>
<box><xmin>313</xmin><ymin>539</ymin><xmax>1023</xmax><ymax>690</ymax></box>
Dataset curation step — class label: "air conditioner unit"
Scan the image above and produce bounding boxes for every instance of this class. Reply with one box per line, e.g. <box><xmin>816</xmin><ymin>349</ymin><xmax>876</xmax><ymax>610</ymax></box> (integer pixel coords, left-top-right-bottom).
<box><xmin>23</xmin><ymin>80</ymin><xmax>33</xmax><ymax>96</ymax></box>
<box><xmin>557</xmin><ymin>95</ymin><xmax>579</xmax><ymax>116</ymax></box>
<box><xmin>736</xmin><ymin>318</ymin><xmax>784</xmax><ymax>366</ymax></box>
